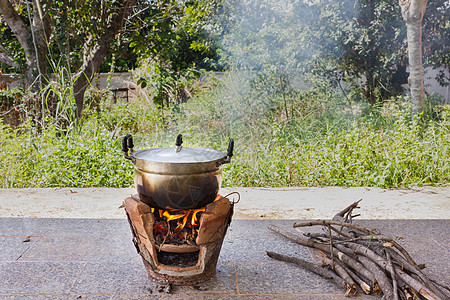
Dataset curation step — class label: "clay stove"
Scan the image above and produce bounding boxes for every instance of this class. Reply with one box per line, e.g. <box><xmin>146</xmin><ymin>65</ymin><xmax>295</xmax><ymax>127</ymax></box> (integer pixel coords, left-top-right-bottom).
<box><xmin>124</xmin><ymin>194</ymin><xmax>234</xmax><ymax>285</ymax></box>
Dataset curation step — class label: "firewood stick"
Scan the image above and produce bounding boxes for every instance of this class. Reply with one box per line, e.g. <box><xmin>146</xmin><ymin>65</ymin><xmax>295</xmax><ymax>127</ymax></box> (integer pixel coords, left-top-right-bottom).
<box><xmin>430</xmin><ymin>279</ymin><xmax>450</xmax><ymax>295</ymax></box>
<box><xmin>383</xmin><ymin>247</ymin><xmax>439</xmax><ymax>296</ymax></box>
<box><xmin>327</xmin><ymin>225</ymin><xmax>336</xmax><ymax>270</ymax></box>
<box><xmin>409</xmin><ymin>287</ymin><xmax>420</xmax><ymax>299</ymax></box>
<box><xmin>398</xmin><ymin>288</ymin><xmax>408</xmax><ymax>300</ymax></box>
<box><xmin>328</xmin><ymin>225</ymin><xmax>353</xmax><ymax>238</ymax></box>
<box><xmin>408</xmin><ymin>265</ymin><xmax>449</xmax><ymax>300</ymax></box>
<box><xmin>268</xmin><ymin>225</ymin><xmax>376</xmax><ymax>283</ymax></box>
<box><xmin>381</xmin><ymin>247</ymin><xmax>421</xmax><ymax>274</ymax></box>
<box><xmin>318</xmin><ymin>252</ymin><xmax>358</xmax><ymax>295</ymax></box>
<box><xmin>356</xmin><ymin>244</ymin><xmax>447</xmax><ymax>299</ymax></box>
<box><xmin>321</xmin><ymin>250</ymin><xmax>372</xmax><ymax>294</ymax></box>
<box><xmin>266</xmin><ymin>251</ymin><xmax>350</xmax><ymax>292</ymax></box>
<box><xmin>331</xmin><ymin>244</ymin><xmax>384</xmax><ymax>295</ymax></box>
<box><xmin>395</xmin><ymin>267</ymin><xmax>444</xmax><ymax>300</ymax></box>
<box><xmin>332</xmin><ymin>199</ymin><xmax>362</xmax><ymax>220</ymax></box>
<box><xmin>305</xmin><ymin>232</ymin><xmax>346</xmax><ymax>240</ymax></box>
<box><xmin>355</xmin><ymin>254</ymin><xmax>394</xmax><ymax>299</ymax></box>
<box><xmin>413</xmin><ymin>269</ymin><xmax>448</xmax><ymax>300</ymax></box>
<box><xmin>294</xmin><ymin>219</ymin><xmax>423</xmax><ymax>273</ymax></box>
<box><xmin>340</xmin><ymin>243</ymin><xmax>446</xmax><ymax>300</ymax></box>
<box><xmin>342</xmin><ymin>263</ymin><xmax>372</xmax><ymax>295</ymax></box>
<box><xmin>340</xmin><ymin>242</ymin><xmax>389</xmax><ymax>268</ymax></box>
<box><xmin>386</xmin><ymin>251</ymin><xmax>400</xmax><ymax>300</ymax></box>
<box><xmin>333</xmin><ymin>199</ymin><xmax>364</xmax><ymax>236</ymax></box>
<box><xmin>401</xmin><ymin>286</ymin><xmax>414</xmax><ymax>300</ymax></box>
<box><xmin>294</xmin><ymin>220</ymin><xmax>380</xmax><ymax>235</ymax></box>
<box><xmin>331</xmin><ymin>234</ymin><xmax>403</xmax><ymax>245</ymax></box>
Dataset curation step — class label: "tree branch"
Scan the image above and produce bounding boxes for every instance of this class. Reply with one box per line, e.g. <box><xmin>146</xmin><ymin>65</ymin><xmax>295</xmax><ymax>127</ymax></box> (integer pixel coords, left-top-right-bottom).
<box><xmin>0</xmin><ymin>0</ymin><xmax>36</xmax><ymax>82</ymax></box>
<box><xmin>293</xmin><ymin>219</ymin><xmax>421</xmax><ymax>270</ymax></box>
<box><xmin>266</xmin><ymin>251</ymin><xmax>350</xmax><ymax>291</ymax></box>
<box><xmin>268</xmin><ymin>225</ymin><xmax>376</xmax><ymax>284</ymax></box>
<box><xmin>0</xmin><ymin>44</ymin><xmax>19</xmax><ymax>68</ymax></box>
<box><xmin>73</xmin><ymin>0</ymin><xmax>137</xmax><ymax>117</ymax></box>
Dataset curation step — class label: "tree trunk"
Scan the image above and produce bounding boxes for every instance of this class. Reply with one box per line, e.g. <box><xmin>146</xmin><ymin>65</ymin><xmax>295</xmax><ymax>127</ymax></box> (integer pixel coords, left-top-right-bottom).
<box><xmin>365</xmin><ymin>70</ymin><xmax>376</xmax><ymax>105</ymax></box>
<box><xmin>0</xmin><ymin>44</ymin><xmax>19</xmax><ymax>68</ymax></box>
<box><xmin>30</xmin><ymin>0</ymin><xmax>52</xmax><ymax>84</ymax></box>
<box><xmin>73</xmin><ymin>0</ymin><xmax>137</xmax><ymax>118</ymax></box>
<box><xmin>361</xmin><ymin>0</ymin><xmax>379</xmax><ymax>106</ymax></box>
<box><xmin>0</xmin><ymin>0</ymin><xmax>38</xmax><ymax>88</ymax></box>
<box><xmin>399</xmin><ymin>0</ymin><xmax>428</xmax><ymax>114</ymax></box>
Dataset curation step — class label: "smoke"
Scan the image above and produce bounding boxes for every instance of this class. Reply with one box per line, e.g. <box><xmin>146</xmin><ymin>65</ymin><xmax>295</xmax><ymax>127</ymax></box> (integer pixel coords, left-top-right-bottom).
<box><xmin>181</xmin><ymin>0</ymin><xmax>336</xmax><ymax>134</ymax></box>
<box><xmin>219</xmin><ymin>0</ymin><xmax>318</xmax><ymax>72</ymax></box>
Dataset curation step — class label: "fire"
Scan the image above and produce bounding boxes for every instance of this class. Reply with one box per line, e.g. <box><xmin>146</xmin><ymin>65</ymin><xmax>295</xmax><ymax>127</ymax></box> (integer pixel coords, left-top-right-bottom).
<box><xmin>151</xmin><ymin>195</ymin><xmax>221</xmax><ymax>244</ymax></box>
<box><xmin>153</xmin><ymin>224</ymin><xmax>168</xmax><ymax>236</ymax></box>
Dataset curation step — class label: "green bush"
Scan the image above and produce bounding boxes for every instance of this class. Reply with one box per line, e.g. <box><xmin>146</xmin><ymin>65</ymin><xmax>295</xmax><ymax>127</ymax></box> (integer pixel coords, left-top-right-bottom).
<box><xmin>1</xmin><ymin>78</ymin><xmax>449</xmax><ymax>188</ymax></box>
<box><xmin>222</xmin><ymin>104</ymin><xmax>450</xmax><ymax>187</ymax></box>
<box><xmin>0</xmin><ymin>120</ymin><xmax>133</xmax><ymax>188</ymax></box>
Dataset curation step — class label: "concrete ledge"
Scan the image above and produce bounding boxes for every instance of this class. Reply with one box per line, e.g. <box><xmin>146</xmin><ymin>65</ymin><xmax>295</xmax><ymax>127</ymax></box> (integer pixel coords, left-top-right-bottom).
<box><xmin>1</xmin><ymin>187</ymin><xmax>449</xmax><ymax>219</ymax></box>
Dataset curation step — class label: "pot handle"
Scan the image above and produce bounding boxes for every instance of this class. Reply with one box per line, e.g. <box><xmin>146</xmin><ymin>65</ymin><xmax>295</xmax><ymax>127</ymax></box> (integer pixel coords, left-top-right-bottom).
<box><xmin>221</xmin><ymin>138</ymin><xmax>234</xmax><ymax>164</ymax></box>
<box><xmin>175</xmin><ymin>134</ymin><xmax>183</xmax><ymax>152</ymax></box>
<box><xmin>122</xmin><ymin>134</ymin><xmax>134</xmax><ymax>161</ymax></box>
<box><xmin>227</xmin><ymin>139</ymin><xmax>234</xmax><ymax>157</ymax></box>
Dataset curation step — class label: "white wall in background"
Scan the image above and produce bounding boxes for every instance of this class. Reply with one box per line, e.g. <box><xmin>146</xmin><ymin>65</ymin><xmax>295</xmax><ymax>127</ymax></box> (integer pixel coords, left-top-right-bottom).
<box><xmin>402</xmin><ymin>67</ymin><xmax>449</xmax><ymax>104</ymax></box>
<box><xmin>2</xmin><ymin>68</ymin><xmax>449</xmax><ymax>104</ymax></box>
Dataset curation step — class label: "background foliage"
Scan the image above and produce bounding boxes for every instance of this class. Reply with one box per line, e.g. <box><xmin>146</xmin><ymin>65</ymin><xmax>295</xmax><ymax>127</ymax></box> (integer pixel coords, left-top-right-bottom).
<box><xmin>1</xmin><ymin>0</ymin><xmax>449</xmax><ymax>188</ymax></box>
<box><xmin>1</xmin><ymin>75</ymin><xmax>449</xmax><ymax>188</ymax></box>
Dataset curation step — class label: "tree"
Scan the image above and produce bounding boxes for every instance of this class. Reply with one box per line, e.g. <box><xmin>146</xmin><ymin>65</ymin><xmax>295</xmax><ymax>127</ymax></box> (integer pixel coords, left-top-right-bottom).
<box><xmin>399</xmin><ymin>0</ymin><xmax>428</xmax><ymax>113</ymax></box>
<box><xmin>72</xmin><ymin>0</ymin><xmax>137</xmax><ymax>117</ymax></box>
<box><xmin>0</xmin><ymin>0</ymin><xmax>137</xmax><ymax>118</ymax></box>
<box><xmin>217</xmin><ymin>0</ymin><xmax>320</xmax><ymax>119</ymax></box>
<box><xmin>218</xmin><ymin>0</ymin><xmax>410</xmax><ymax>105</ymax></box>
<box><xmin>0</xmin><ymin>0</ymin><xmax>223</xmax><ymax>117</ymax></box>
<box><xmin>131</xmin><ymin>0</ymin><xmax>222</xmax><ymax>107</ymax></box>
<box><xmin>304</xmin><ymin>0</ymin><xmax>410</xmax><ymax>105</ymax></box>
<box><xmin>0</xmin><ymin>0</ymin><xmax>50</xmax><ymax>88</ymax></box>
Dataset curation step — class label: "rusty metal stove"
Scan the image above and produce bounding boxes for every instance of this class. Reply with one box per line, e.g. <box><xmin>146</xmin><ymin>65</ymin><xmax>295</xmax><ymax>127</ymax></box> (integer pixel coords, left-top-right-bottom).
<box><xmin>124</xmin><ymin>194</ymin><xmax>234</xmax><ymax>285</ymax></box>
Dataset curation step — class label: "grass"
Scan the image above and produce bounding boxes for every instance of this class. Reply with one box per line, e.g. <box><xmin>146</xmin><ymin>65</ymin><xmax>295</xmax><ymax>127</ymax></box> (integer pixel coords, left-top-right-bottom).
<box><xmin>1</xmin><ymin>72</ymin><xmax>449</xmax><ymax>188</ymax></box>
<box><xmin>0</xmin><ymin>120</ymin><xmax>133</xmax><ymax>188</ymax></box>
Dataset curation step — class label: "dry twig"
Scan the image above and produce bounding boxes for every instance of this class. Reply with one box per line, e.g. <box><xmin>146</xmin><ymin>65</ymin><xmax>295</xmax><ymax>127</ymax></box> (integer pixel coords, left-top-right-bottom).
<box><xmin>267</xmin><ymin>201</ymin><xmax>448</xmax><ymax>300</ymax></box>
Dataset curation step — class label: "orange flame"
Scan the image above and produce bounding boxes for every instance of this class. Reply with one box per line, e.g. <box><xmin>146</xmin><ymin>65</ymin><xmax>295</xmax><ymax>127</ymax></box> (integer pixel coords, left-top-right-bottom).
<box><xmin>191</xmin><ymin>208</ymin><xmax>204</xmax><ymax>226</ymax></box>
<box><xmin>152</xmin><ymin>195</ymin><xmax>221</xmax><ymax>235</ymax></box>
<box><xmin>163</xmin><ymin>210</ymin><xmax>186</xmax><ymax>222</ymax></box>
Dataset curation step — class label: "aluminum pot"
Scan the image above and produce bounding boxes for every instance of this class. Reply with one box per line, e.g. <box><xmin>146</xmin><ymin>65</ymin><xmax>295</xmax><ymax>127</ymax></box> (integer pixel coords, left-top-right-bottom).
<box><xmin>122</xmin><ymin>134</ymin><xmax>234</xmax><ymax>210</ymax></box>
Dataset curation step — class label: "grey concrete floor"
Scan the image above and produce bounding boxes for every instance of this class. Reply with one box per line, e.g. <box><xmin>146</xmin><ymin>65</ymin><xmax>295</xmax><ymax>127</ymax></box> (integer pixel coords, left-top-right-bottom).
<box><xmin>0</xmin><ymin>188</ymin><xmax>449</xmax><ymax>298</ymax></box>
<box><xmin>0</xmin><ymin>218</ymin><xmax>449</xmax><ymax>299</ymax></box>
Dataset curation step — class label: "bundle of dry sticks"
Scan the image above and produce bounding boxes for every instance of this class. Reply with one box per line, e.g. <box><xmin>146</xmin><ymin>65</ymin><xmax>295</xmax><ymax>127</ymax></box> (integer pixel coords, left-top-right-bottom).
<box><xmin>266</xmin><ymin>200</ymin><xmax>449</xmax><ymax>300</ymax></box>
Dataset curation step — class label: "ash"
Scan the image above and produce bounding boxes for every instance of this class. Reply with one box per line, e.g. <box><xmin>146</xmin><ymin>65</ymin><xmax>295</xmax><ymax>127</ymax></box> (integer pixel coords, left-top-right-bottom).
<box><xmin>157</xmin><ymin>250</ymin><xmax>200</xmax><ymax>267</ymax></box>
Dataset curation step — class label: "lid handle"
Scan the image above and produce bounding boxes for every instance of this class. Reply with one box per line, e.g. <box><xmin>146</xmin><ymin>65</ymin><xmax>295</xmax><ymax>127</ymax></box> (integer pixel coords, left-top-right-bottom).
<box><xmin>175</xmin><ymin>134</ymin><xmax>183</xmax><ymax>152</ymax></box>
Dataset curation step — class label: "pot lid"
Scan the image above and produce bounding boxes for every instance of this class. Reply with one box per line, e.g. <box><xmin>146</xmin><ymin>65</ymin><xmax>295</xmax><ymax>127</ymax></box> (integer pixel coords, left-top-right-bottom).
<box><xmin>133</xmin><ymin>146</ymin><xmax>226</xmax><ymax>163</ymax></box>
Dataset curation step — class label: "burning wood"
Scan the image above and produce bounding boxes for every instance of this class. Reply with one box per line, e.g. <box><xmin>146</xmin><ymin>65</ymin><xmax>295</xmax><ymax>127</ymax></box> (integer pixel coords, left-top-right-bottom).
<box><xmin>150</xmin><ymin>196</ymin><xmax>222</xmax><ymax>247</ymax></box>
<box><xmin>266</xmin><ymin>201</ymin><xmax>450</xmax><ymax>300</ymax></box>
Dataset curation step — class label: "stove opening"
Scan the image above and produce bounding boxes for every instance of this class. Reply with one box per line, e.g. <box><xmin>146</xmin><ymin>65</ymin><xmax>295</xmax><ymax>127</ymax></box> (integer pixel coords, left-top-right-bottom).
<box><xmin>157</xmin><ymin>250</ymin><xmax>200</xmax><ymax>267</ymax></box>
